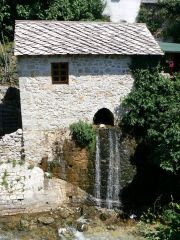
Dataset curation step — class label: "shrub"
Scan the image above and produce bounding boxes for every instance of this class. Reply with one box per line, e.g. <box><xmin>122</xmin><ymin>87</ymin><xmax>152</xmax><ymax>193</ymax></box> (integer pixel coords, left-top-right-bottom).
<box><xmin>140</xmin><ymin>202</ymin><xmax>180</xmax><ymax>240</ymax></box>
<box><xmin>121</xmin><ymin>65</ymin><xmax>180</xmax><ymax>175</ymax></box>
<box><xmin>0</xmin><ymin>42</ymin><xmax>18</xmax><ymax>85</ymax></box>
<box><xmin>138</xmin><ymin>0</ymin><xmax>180</xmax><ymax>42</ymax></box>
<box><xmin>70</xmin><ymin>121</ymin><xmax>96</xmax><ymax>148</ymax></box>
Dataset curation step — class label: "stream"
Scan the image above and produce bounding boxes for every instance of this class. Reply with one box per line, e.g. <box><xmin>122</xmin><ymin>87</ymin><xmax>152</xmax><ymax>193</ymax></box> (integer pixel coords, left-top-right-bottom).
<box><xmin>0</xmin><ymin>205</ymin><xmax>145</xmax><ymax>240</ymax></box>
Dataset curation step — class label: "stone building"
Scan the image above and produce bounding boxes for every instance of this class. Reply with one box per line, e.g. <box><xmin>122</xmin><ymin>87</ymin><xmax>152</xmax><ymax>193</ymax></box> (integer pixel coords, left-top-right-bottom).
<box><xmin>14</xmin><ymin>21</ymin><xmax>163</xmax><ymax>163</ymax></box>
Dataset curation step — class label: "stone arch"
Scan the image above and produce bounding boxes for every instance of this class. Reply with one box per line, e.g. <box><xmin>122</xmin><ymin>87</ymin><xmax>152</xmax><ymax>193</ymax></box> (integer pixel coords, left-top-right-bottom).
<box><xmin>93</xmin><ymin>108</ymin><xmax>114</xmax><ymax>126</ymax></box>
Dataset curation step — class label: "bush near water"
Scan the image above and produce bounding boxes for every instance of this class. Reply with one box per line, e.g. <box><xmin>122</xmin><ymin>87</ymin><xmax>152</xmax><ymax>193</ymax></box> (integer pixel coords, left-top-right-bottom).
<box><xmin>121</xmin><ymin>57</ymin><xmax>180</xmax><ymax>240</ymax></box>
<box><xmin>70</xmin><ymin>121</ymin><xmax>96</xmax><ymax>148</ymax></box>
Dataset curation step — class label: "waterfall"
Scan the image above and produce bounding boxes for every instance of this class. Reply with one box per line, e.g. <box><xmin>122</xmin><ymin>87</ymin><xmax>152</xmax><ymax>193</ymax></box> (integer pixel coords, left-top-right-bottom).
<box><xmin>113</xmin><ymin>132</ymin><xmax>121</xmax><ymax>203</ymax></box>
<box><xmin>94</xmin><ymin>132</ymin><xmax>101</xmax><ymax>207</ymax></box>
<box><xmin>94</xmin><ymin>127</ymin><xmax>121</xmax><ymax>209</ymax></box>
<box><xmin>106</xmin><ymin>130</ymin><xmax>114</xmax><ymax>209</ymax></box>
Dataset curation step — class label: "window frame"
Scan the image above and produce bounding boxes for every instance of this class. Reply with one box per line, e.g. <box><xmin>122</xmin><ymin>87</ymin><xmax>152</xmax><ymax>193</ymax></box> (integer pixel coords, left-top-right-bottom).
<box><xmin>51</xmin><ymin>62</ymin><xmax>69</xmax><ymax>84</ymax></box>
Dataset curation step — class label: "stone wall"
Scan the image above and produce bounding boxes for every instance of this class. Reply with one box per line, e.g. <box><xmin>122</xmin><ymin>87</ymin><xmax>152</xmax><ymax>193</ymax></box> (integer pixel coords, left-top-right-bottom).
<box><xmin>0</xmin><ymin>161</ymin><xmax>86</xmax><ymax>215</ymax></box>
<box><xmin>0</xmin><ymin>162</ymin><xmax>44</xmax><ymax>212</ymax></box>
<box><xmin>0</xmin><ymin>130</ymin><xmax>86</xmax><ymax>214</ymax></box>
<box><xmin>18</xmin><ymin>55</ymin><xmax>134</xmax><ymax>163</ymax></box>
<box><xmin>0</xmin><ymin>129</ymin><xmax>43</xmax><ymax>212</ymax></box>
<box><xmin>0</xmin><ymin>129</ymin><xmax>23</xmax><ymax>163</ymax></box>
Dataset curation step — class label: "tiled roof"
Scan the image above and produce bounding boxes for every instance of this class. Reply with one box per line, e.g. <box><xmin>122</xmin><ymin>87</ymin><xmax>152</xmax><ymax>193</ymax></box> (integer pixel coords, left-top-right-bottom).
<box><xmin>14</xmin><ymin>21</ymin><xmax>163</xmax><ymax>56</ymax></box>
<box><xmin>142</xmin><ymin>0</ymin><xmax>158</xmax><ymax>3</ymax></box>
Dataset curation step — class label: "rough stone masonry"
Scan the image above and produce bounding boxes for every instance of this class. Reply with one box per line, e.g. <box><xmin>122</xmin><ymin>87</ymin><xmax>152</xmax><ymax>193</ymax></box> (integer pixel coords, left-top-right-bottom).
<box><xmin>0</xmin><ymin>88</ymin><xmax>85</xmax><ymax>213</ymax></box>
<box><xmin>0</xmin><ymin>55</ymin><xmax>134</xmax><ymax>213</ymax></box>
<box><xmin>18</xmin><ymin>55</ymin><xmax>134</xmax><ymax>163</ymax></box>
<box><xmin>1</xmin><ymin>20</ymin><xmax>163</xmax><ymax>213</ymax></box>
<box><xmin>0</xmin><ymin>56</ymin><xmax>133</xmax><ymax>213</ymax></box>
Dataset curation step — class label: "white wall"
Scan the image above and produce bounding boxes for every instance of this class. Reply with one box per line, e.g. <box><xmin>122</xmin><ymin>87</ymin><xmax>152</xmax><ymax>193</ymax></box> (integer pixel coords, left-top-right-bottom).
<box><xmin>18</xmin><ymin>55</ymin><xmax>134</xmax><ymax>162</ymax></box>
<box><xmin>103</xmin><ymin>0</ymin><xmax>141</xmax><ymax>23</ymax></box>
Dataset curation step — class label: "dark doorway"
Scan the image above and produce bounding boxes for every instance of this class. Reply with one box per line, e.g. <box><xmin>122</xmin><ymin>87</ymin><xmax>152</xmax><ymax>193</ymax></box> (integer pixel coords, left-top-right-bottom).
<box><xmin>0</xmin><ymin>87</ymin><xmax>22</xmax><ymax>136</ymax></box>
<box><xmin>93</xmin><ymin>108</ymin><xmax>114</xmax><ymax>126</ymax></box>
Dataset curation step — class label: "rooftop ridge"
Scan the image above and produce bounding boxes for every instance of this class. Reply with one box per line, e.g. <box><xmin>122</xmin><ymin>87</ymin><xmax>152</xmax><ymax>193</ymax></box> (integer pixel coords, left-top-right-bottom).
<box><xmin>15</xmin><ymin>20</ymin><xmax>146</xmax><ymax>25</ymax></box>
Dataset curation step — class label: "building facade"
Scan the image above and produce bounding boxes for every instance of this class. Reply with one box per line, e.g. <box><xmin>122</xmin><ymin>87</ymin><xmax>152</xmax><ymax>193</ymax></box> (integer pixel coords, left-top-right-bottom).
<box><xmin>14</xmin><ymin>21</ymin><xmax>163</xmax><ymax>163</ymax></box>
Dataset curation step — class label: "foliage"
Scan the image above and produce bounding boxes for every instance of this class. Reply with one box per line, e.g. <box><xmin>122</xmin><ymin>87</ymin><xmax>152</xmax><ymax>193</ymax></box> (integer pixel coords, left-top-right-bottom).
<box><xmin>121</xmin><ymin>58</ymin><xmax>180</xmax><ymax>175</ymax></box>
<box><xmin>1</xmin><ymin>0</ymin><xmax>105</xmax><ymax>41</ymax></box>
<box><xmin>139</xmin><ymin>201</ymin><xmax>180</xmax><ymax>240</ymax></box>
<box><xmin>0</xmin><ymin>42</ymin><xmax>18</xmax><ymax>85</ymax></box>
<box><xmin>12</xmin><ymin>159</ymin><xmax>16</xmax><ymax>167</ymax></box>
<box><xmin>0</xmin><ymin>0</ymin><xmax>11</xmax><ymax>40</ymax></box>
<box><xmin>70</xmin><ymin>121</ymin><xmax>96</xmax><ymax>148</ymax></box>
<box><xmin>138</xmin><ymin>0</ymin><xmax>180</xmax><ymax>42</ymax></box>
<box><xmin>1</xmin><ymin>169</ymin><xmax>8</xmax><ymax>188</ymax></box>
<box><xmin>28</xmin><ymin>164</ymin><xmax>35</xmax><ymax>170</ymax></box>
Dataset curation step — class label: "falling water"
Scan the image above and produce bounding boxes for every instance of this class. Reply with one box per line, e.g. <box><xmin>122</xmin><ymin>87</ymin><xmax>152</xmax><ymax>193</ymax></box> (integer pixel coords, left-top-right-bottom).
<box><xmin>94</xmin><ymin>132</ymin><xmax>101</xmax><ymax>207</ymax></box>
<box><xmin>113</xmin><ymin>132</ymin><xmax>121</xmax><ymax>204</ymax></box>
<box><xmin>106</xmin><ymin>129</ymin><xmax>114</xmax><ymax>209</ymax></box>
<box><xmin>94</xmin><ymin>127</ymin><xmax>121</xmax><ymax>209</ymax></box>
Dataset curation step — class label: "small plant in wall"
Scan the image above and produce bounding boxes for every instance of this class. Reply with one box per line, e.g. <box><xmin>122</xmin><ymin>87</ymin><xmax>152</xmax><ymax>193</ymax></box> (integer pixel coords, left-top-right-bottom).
<box><xmin>1</xmin><ymin>170</ymin><xmax>9</xmax><ymax>189</ymax></box>
<box><xmin>19</xmin><ymin>158</ymin><xmax>25</xmax><ymax>166</ymax></box>
<box><xmin>70</xmin><ymin>121</ymin><xmax>96</xmax><ymax>148</ymax></box>
<box><xmin>28</xmin><ymin>164</ymin><xmax>35</xmax><ymax>170</ymax></box>
<box><xmin>12</xmin><ymin>159</ymin><xmax>17</xmax><ymax>168</ymax></box>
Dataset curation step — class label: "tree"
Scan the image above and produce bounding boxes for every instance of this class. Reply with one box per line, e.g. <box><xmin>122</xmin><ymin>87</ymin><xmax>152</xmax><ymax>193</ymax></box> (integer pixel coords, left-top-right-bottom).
<box><xmin>0</xmin><ymin>0</ymin><xmax>11</xmax><ymax>41</ymax></box>
<box><xmin>121</xmin><ymin>59</ymin><xmax>180</xmax><ymax>175</ymax></box>
<box><xmin>1</xmin><ymin>0</ymin><xmax>105</xmax><ymax>41</ymax></box>
<box><xmin>138</xmin><ymin>0</ymin><xmax>180</xmax><ymax>42</ymax></box>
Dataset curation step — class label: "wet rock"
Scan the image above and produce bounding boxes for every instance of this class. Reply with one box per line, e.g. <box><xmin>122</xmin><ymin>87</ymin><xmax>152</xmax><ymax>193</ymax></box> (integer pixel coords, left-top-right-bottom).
<box><xmin>58</xmin><ymin>227</ymin><xmax>74</xmax><ymax>240</ymax></box>
<box><xmin>107</xmin><ymin>225</ymin><xmax>116</xmax><ymax>231</ymax></box>
<box><xmin>129</xmin><ymin>214</ymin><xmax>137</xmax><ymax>219</ymax></box>
<box><xmin>99</xmin><ymin>124</ymin><xmax>106</xmax><ymax>128</ymax></box>
<box><xmin>76</xmin><ymin>215</ymin><xmax>88</xmax><ymax>224</ymax></box>
<box><xmin>99</xmin><ymin>212</ymin><xmax>109</xmax><ymax>221</ymax></box>
<box><xmin>77</xmin><ymin>222</ymin><xmax>88</xmax><ymax>232</ymax></box>
<box><xmin>58</xmin><ymin>227</ymin><xmax>67</xmax><ymax>235</ymax></box>
<box><xmin>57</xmin><ymin>207</ymin><xmax>74</xmax><ymax>219</ymax></box>
<box><xmin>116</xmin><ymin>209</ymin><xmax>124</xmax><ymax>216</ymax></box>
<box><xmin>17</xmin><ymin>219</ymin><xmax>29</xmax><ymax>231</ymax></box>
<box><xmin>38</xmin><ymin>216</ymin><xmax>54</xmax><ymax>225</ymax></box>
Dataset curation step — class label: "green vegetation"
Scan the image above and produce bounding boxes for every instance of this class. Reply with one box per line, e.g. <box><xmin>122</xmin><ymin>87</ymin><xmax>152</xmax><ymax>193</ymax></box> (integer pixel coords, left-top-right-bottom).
<box><xmin>0</xmin><ymin>42</ymin><xmax>18</xmax><ymax>85</ymax></box>
<box><xmin>28</xmin><ymin>164</ymin><xmax>35</xmax><ymax>170</ymax></box>
<box><xmin>138</xmin><ymin>0</ymin><xmax>180</xmax><ymax>42</ymax></box>
<box><xmin>1</xmin><ymin>0</ymin><xmax>105</xmax><ymax>41</ymax></box>
<box><xmin>122</xmin><ymin>59</ymin><xmax>180</xmax><ymax>175</ymax></box>
<box><xmin>12</xmin><ymin>159</ymin><xmax>17</xmax><ymax>167</ymax></box>
<box><xmin>121</xmin><ymin>56</ymin><xmax>180</xmax><ymax>239</ymax></box>
<box><xmin>139</xmin><ymin>201</ymin><xmax>180</xmax><ymax>240</ymax></box>
<box><xmin>19</xmin><ymin>158</ymin><xmax>25</xmax><ymax>166</ymax></box>
<box><xmin>70</xmin><ymin>121</ymin><xmax>96</xmax><ymax>149</ymax></box>
<box><xmin>2</xmin><ymin>169</ymin><xmax>8</xmax><ymax>188</ymax></box>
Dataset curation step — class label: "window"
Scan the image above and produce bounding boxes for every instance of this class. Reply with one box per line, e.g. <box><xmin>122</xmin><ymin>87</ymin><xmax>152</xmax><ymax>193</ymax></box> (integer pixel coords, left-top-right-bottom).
<box><xmin>51</xmin><ymin>62</ymin><xmax>69</xmax><ymax>84</ymax></box>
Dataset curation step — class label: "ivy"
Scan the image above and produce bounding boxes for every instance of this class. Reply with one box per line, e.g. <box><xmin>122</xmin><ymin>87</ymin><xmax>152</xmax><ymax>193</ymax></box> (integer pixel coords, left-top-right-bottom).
<box><xmin>121</xmin><ymin>57</ymin><xmax>180</xmax><ymax>175</ymax></box>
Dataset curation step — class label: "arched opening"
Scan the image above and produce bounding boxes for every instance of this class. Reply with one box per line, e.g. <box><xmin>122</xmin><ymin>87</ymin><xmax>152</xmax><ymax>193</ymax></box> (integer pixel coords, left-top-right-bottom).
<box><xmin>93</xmin><ymin>108</ymin><xmax>114</xmax><ymax>126</ymax></box>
